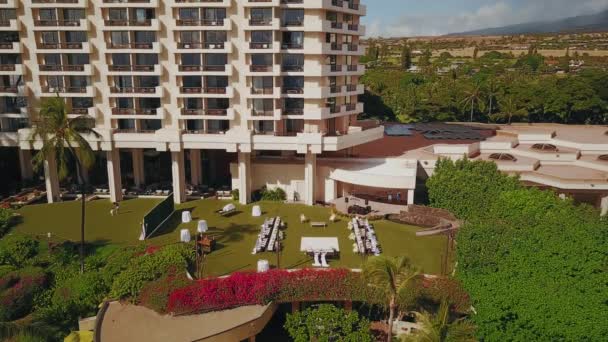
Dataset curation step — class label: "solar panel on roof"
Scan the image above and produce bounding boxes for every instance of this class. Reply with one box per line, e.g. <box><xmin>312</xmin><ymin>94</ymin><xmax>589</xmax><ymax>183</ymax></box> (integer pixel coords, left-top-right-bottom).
<box><xmin>385</xmin><ymin>125</ymin><xmax>413</xmax><ymax>136</ymax></box>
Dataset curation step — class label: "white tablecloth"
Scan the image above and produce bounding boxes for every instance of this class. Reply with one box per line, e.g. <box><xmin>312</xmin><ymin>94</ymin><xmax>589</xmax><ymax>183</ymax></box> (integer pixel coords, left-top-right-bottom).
<box><xmin>257</xmin><ymin>259</ymin><xmax>270</xmax><ymax>272</ymax></box>
<box><xmin>300</xmin><ymin>237</ymin><xmax>340</xmax><ymax>253</ymax></box>
<box><xmin>252</xmin><ymin>205</ymin><xmax>262</xmax><ymax>217</ymax></box>
<box><xmin>182</xmin><ymin>211</ymin><xmax>192</xmax><ymax>223</ymax></box>
<box><xmin>180</xmin><ymin>229</ymin><xmax>191</xmax><ymax>242</ymax></box>
<box><xmin>197</xmin><ymin>220</ymin><xmax>208</xmax><ymax>233</ymax></box>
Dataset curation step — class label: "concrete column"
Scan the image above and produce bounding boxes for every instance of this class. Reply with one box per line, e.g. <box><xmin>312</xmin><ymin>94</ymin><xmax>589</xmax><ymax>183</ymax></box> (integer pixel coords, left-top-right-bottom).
<box><xmin>172</xmin><ymin>151</ymin><xmax>186</xmax><ymax>204</ymax></box>
<box><xmin>43</xmin><ymin>155</ymin><xmax>60</xmax><ymax>203</ymax></box>
<box><xmin>132</xmin><ymin>149</ymin><xmax>145</xmax><ymax>188</ymax></box>
<box><xmin>107</xmin><ymin>149</ymin><xmax>123</xmax><ymax>203</ymax></box>
<box><xmin>601</xmin><ymin>195</ymin><xmax>608</xmax><ymax>217</ymax></box>
<box><xmin>407</xmin><ymin>189</ymin><xmax>415</xmax><ymax>205</ymax></box>
<box><xmin>304</xmin><ymin>152</ymin><xmax>316</xmax><ymax>206</ymax></box>
<box><xmin>18</xmin><ymin>149</ymin><xmax>33</xmax><ymax>181</ymax></box>
<box><xmin>238</xmin><ymin>152</ymin><xmax>251</xmax><ymax>205</ymax></box>
<box><xmin>189</xmin><ymin>149</ymin><xmax>202</xmax><ymax>186</ymax></box>
<box><xmin>324</xmin><ymin>178</ymin><xmax>337</xmax><ymax>203</ymax></box>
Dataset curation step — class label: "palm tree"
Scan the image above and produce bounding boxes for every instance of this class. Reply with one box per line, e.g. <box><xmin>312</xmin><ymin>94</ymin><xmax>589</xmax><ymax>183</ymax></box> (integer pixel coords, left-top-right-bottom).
<box><xmin>490</xmin><ymin>96</ymin><xmax>528</xmax><ymax>124</ymax></box>
<box><xmin>31</xmin><ymin>96</ymin><xmax>99</xmax><ymax>274</ymax></box>
<box><xmin>460</xmin><ymin>83</ymin><xmax>483</xmax><ymax>122</ymax></box>
<box><xmin>363</xmin><ymin>256</ymin><xmax>419</xmax><ymax>342</ymax></box>
<box><xmin>484</xmin><ymin>80</ymin><xmax>501</xmax><ymax>119</ymax></box>
<box><xmin>401</xmin><ymin>300</ymin><xmax>476</xmax><ymax>342</ymax></box>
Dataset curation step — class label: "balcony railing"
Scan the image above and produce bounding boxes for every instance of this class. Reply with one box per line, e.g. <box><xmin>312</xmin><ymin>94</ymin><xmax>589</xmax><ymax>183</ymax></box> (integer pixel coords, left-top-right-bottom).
<box><xmin>34</xmin><ymin>19</ymin><xmax>82</xmax><ymax>26</ymax></box>
<box><xmin>103</xmin><ymin>0</ymin><xmax>151</xmax><ymax>3</ymax></box>
<box><xmin>249</xmin><ymin>65</ymin><xmax>272</xmax><ymax>72</ymax></box>
<box><xmin>282</xmin><ymin>87</ymin><xmax>303</xmax><ymax>94</ymax></box>
<box><xmin>283</xmin><ymin>108</ymin><xmax>303</xmax><ymax>115</ymax></box>
<box><xmin>0</xmin><ymin>43</ymin><xmax>15</xmax><ymax>49</ymax></box>
<box><xmin>107</xmin><ymin>42</ymin><xmax>154</xmax><ymax>49</ymax></box>
<box><xmin>329</xmin><ymin>65</ymin><xmax>341</xmax><ymax>72</ymax></box>
<box><xmin>251</xmin><ymin>87</ymin><xmax>273</xmax><ymax>95</ymax></box>
<box><xmin>280</xmin><ymin>0</ymin><xmax>303</xmax><ymax>3</ymax></box>
<box><xmin>248</xmin><ymin>18</ymin><xmax>272</xmax><ymax>26</ymax></box>
<box><xmin>104</xmin><ymin>19</ymin><xmax>152</xmax><ymax>26</ymax></box>
<box><xmin>110</xmin><ymin>86</ymin><xmax>157</xmax><ymax>93</ymax></box>
<box><xmin>281</xmin><ymin>65</ymin><xmax>303</xmax><ymax>72</ymax></box>
<box><xmin>37</xmin><ymin>42</ymin><xmax>83</xmax><ymax>49</ymax></box>
<box><xmin>249</xmin><ymin>42</ymin><xmax>272</xmax><ymax>49</ymax></box>
<box><xmin>108</xmin><ymin>65</ymin><xmax>156</xmax><ymax>71</ymax></box>
<box><xmin>114</xmin><ymin>128</ymin><xmax>156</xmax><ymax>134</ymax></box>
<box><xmin>0</xmin><ymin>86</ymin><xmax>18</xmax><ymax>92</ymax></box>
<box><xmin>174</xmin><ymin>0</ymin><xmax>225</xmax><ymax>3</ymax></box>
<box><xmin>41</xmin><ymin>86</ymin><xmax>87</xmax><ymax>93</ymax></box>
<box><xmin>32</xmin><ymin>0</ymin><xmax>79</xmax><ymax>3</ymax></box>
<box><xmin>178</xmin><ymin>65</ymin><xmax>225</xmax><ymax>71</ymax></box>
<box><xmin>176</xmin><ymin>19</ymin><xmax>224</xmax><ymax>26</ymax></box>
<box><xmin>345</xmin><ymin>84</ymin><xmax>357</xmax><ymax>92</ymax></box>
<box><xmin>252</xmin><ymin>109</ymin><xmax>274</xmax><ymax>116</ymax></box>
<box><xmin>180</xmin><ymin>87</ymin><xmax>227</xmax><ymax>94</ymax></box>
<box><xmin>40</xmin><ymin>64</ymin><xmax>85</xmax><ymax>71</ymax></box>
<box><xmin>345</xmin><ymin>103</ymin><xmax>357</xmax><ymax>111</ymax></box>
<box><xmin>70</xmin><ymin>108</ymin><xmax>90</xmax><ymax>115</ymax></box>
<box><xmin>181</xmin><ymin>108</ymin><xmax>227</xmax><ymax>116</ymax></box>
<box><xmin>281</xmin><ymin>20</ymin><xmax>303</xmax><ymax>27</ymax></box>
<box><xmin>281</xmin><ymin>42</ymin><xmax>303</xmax><ymax>49</ymax></box>
<box><xmin>112</xmin><ymin>108</ymin><xmax>157</xmax><ymax>115</ymax></box>
<box><xmin>177</xmin><ymin>42</ymin><xmax>225</xmax><ymax>49</ymax></box>
<box><xmin>0</xmin><ymin>65</ymin><xmax>16</xmax><ymax>71</ymax></box>
<box><xmin>330</xmin><ymin>22</ymin><xmax>343</xmax><ymax>29</ymax></box>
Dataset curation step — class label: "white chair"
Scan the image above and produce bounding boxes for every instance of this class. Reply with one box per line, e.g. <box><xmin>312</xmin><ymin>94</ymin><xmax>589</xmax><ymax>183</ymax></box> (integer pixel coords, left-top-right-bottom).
<box><xmin>312</xmin><ymin>252</ymin><xmax>321</xmax><ymax>267</ymax></box>
<box><xmin>348</xmin><ymin>233</ymin><xmax>355</xmax><ymax>240</ymax></box>
<box><xmin>321</xmin><ymin>253</ymin><xmax>329</xmax><ymax>268</ymax></box>
<box><xmin>300</xmin><ymin>214</ymin><xmax>307</xmax><ymax>223</ymax></box>
<box><xmin>252</xmin><ymin>205</ymin><xmax>262</xmax><ymax>217</ymax></box>
<box><xmin>180</xmin><ymin>229</ymin><xmax>191</xmax><ymax>243</ymax></box>
<box><xmin>257</xmin><ymin>259</ymin><xmax>270</xmax><ymax>272</ymax></box>
<box><xmin>197</xmin><ymin>220</ymin><xmax>208</xmax><ymax>233</ymax></box>
<box><xmin>182</xmin><ymin>211</ymin><xmax>192</xmax><ymax>223</ymax></box>
<box><xmin>329</xmin><ymin>214</ymin><xmax>337</xmax><ymax>223</ymax></box>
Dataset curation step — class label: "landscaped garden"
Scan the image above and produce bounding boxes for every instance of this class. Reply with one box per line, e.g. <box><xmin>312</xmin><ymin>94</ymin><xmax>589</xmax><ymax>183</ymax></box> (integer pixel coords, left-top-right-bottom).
<box><xmin>12</xmin><ymin>199</ymin><xmax>447</xmax><ymax>276</ymax></box>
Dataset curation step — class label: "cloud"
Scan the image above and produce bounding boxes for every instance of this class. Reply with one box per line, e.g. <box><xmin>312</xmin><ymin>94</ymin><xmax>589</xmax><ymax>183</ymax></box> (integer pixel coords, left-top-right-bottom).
<box><xmin>368</xmin><ymin>0</ymin><xmax>608</xmax><ymax>37</ymax></box>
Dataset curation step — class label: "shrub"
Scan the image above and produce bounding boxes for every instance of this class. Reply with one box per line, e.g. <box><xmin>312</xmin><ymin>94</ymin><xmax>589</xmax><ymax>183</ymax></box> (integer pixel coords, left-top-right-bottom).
<box><xmin>138</xmin><ymin>267</ymin><xmax>190</xmax><ymax>314</ymax></box>
<box><xmin>284</xmin><ymin>304</ymin><xmax>372</xmax><ymax>342</ymax></box>
<box><xmin>260</xmin><ymin>187</ymin><xmax>287</xmax><ymax>201</ymax></box>
<box><xmin>0</xmin><ymin>267</ymin><xmax>47</xmax><ymax>321</ymax></box>
<box><xmin>0</xmin><ymin>207</ymin><xmax>15</xmax><ymax>238</ymax></box>
<box><xmin>110</xmin><ymin>243</ymin><xmax>194</xmax><ymax>299</ymax></box>
<box><xmin>0</xmin><ymin>234</ymin><xmax>40</xmax><ymax>267</ymax></box>
<box><xmin>167</xmin><ymin>269</ymin><xmax>371</xmax><ymax>315</ymax></box>
<box><xmin>419</xmin><ymin>276</ymin><xmax>470</xmax><ymax>313</ymax></box>
<box><xmin>231</xmin><ymin>189</ymin><xmax>239</xmax><ymax>201</ymax></box>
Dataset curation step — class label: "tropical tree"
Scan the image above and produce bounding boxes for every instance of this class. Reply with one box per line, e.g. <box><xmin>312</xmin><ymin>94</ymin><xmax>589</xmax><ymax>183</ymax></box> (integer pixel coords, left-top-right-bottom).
<box><xmin>284</xmin><ymin>304</ymin><xmax>373</xmax><ymax>342</ymax></box>
<box><xmin>364</xmin><ymin>256</ymin><xmax>419</xmax><ymax>342</ymax></box>
<box><xmin>401</xmin><ymin>44</ymin><xmax>413</xmax><ymax>70</ymax></box>
<box><xmin>31</xmin><ymin>96</ymin><xmax>99</xmax><ymax>274</ymax></box>
<box><xmin>491</xmin><ymin>96</ymin><xmax>528</xmax><ymax>124</ymax></box>
<box><xmin>460</xmin><ymin>83</ymin><xmax>484</xmax><ymax>122</ymax></box>
<box><xmin>401</xmin><ymin>300</ymin><xmax>476</xmax><ymax>342</ymax></box>
<box><xmin>484</xmin><ymin>79</ymin><xmax>501</xmax><ymax>119</ymax></box>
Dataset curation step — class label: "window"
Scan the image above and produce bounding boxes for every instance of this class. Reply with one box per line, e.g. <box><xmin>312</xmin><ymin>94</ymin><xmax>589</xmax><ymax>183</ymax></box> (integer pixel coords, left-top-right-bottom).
<box><xmin>251</xmin><ymin>54</ymin><xmax>272</xmax><ymax>66</ymax></box>
<box><xmin>181</xmin><ymin>53</ymin><xmax>200</xmax><ymax>66</ymax></box>
<box><xmin>282</xmin><ymin>31</ymin><xmax>303</xmax><ymax>49</ymax></box>
<box><xmin>282</xmin><ymin>9</ymin><xmax>303</xmax><ymax>26</ymax></box>
<box><xmin>252</xmin><ymin>76</ymin><xmax>273</xmax><ymax>92</ymax></box>
<box><xmin>185</xmin><ymin>98</ymin><xmax>202</xmax><ymax>109</ymax></box>
<box><xmin>251</xmin><ymin>31</ymin><xmax>272</xmax><ymax>43</ymax></box>
<box><xmin>531</xmin><ymin>144</ymin><xmax>558</xmax><ymax>152</ymax></box>
<box><xmin>117</xmin><ymin>98</ymin><xmax>133</xmax><ymax>108</ymax></box>
<box><xmin>205</xmin><ymin>53</ymin><xmax>226</xmax><ymax>66</ymax></box>
<box><xmin>63</xmin><ymin>9</ymin><xmax>84</xmax><ymax>20</ymax></box>
<box><xmin>207</xmin><ymin>98</ymin><xmax>228</xmax><ymax>109</ymax></box>
<box><xmin>44</xmin><ymin>54</ymin><xmax>61</xmax><ymax>65</ymax></box>
<box><xmin>253</xmin><ymin>99</ymin><xmax>273</xmax><ymax>112</ymax></box>
<box><xmin>0</xmin><ymin>9</ymin><xmax>16</xmax><ymax>22</ymax></box>
<box><xmin>204</xmin><ymin>31</ymin><xmax>226</xmax><ymax>43</ymax></box>
<box><xmin>69</xmin><ymin>76</ymin><xmax>88</xmax><ymax>87</ymax></box>
<box><xmin>250</xmin><ymin>8</ymin><xmax>272</xmax><ymax>24</ymax></box>
<box><xmin>489</xmin><ymin>153</ymin><xmax>517</xmax><ymax>162</ymax></box>
<box><xmin>203</xmin><ymin>8</ymin><xmax>226</xmax><ymax>20</ymax></box>
<box><xmin>598</xmin><ymin>155</ymin><xmax>608</xmax><ymax>162</ymax></box>
<box><xmin>41</xmin><ymin>32</ymin><xmax>59</xmax><ymax>44</ymax></box>
<box><xmin>135</xmin><ymin>53</ymin><xmax>157</xmax><ymax>65</ymax></box>
<box><xmin>108</xmin><ymin>9</ymin><xmax>127</xmax><ymax>20</ymax></box>
<box><xmin>284</xmin><ymin>98</ymin><xmax>303</xmax><ymax>114</ymax></box>
<box><xmin>282</xmin><ymin>54</ymin><xmax>303</xmax><ymax>67</ymax></box>
<box><xmin>205</xmin><ymin>75</ymin><xmax>227</xmax><ymax>87</ymax></box>
<box><xmin>286</xmin><ymin>119</ymin><xmax>304</xmax><ymax>133</ymax></box>
<box><xmin>71</xmin><ymin>97</ymin><xmax>92</xmax><ymax>109</ymax></box>
<box><xmin>179</xmin><ymin>8</ymin><xmax>199</xmax><ymax>20</ymax></box>
<box><xmin>183</xmin><ymin>75</ymin><xmax>202</xmax><ymax>87</ymax></box>
<box><xmin>114</xmin><ymin>76</ymin><xmax>132</xmax><ymax>88</ymax></box>
<box><xmin>180</xmin><ymin>31</ymin><xmax>200</xmax><ymax>43</ymax></box>
<box><xmin>111</xmin><ymin>31</ymin><xmax>129</xmax><ymax>45</ymax></box>
<box><xmin>65</xmin><ymin>31</ymin><xmax>86</xmax><ymax>43</ymax></box>
<box><xmin>67</xmin><ymin>53</ymin><xmax>89</xmax><ymax>65</ymax></box>
<box><xmin>134</xmin><ymin>31</ymin><xmax>155</xmax><ymax>43</ymax></box>
<box><xmin>326</xmin><ymin>11</ymin><xmax>337</xmax><ymax>22</ymax></box>
<box><xmin>138</xmin><ymin>76</ymin><xmax>159</xmax><ymax>87</ymax></box>
<box><xmin>46</xmin><ymin>75</ymin><xmax>64</xmax><ymax>88</ymax></box>
<box><xmin>39</xmin><ymin>9</ymin><xmax>56</xmax><ymax>21</ymax></box>
<box><xmin>283</xmin><ymin>76</ymin><xmax>303</xmax><ymax>89</ymax></box>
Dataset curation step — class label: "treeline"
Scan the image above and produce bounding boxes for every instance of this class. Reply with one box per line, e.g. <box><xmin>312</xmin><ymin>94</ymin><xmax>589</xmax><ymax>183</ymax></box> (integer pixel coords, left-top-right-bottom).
<box><xmin>360</xmin><ymin>67</ymin><xmax>608</xmax><ymax>124</ymax></box>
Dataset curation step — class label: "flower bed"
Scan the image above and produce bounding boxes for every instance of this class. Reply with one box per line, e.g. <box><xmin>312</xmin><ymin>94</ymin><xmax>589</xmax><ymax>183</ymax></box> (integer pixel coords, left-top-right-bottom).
<box><xmin>167</xmin><ymin>269</ymin><xmax>370</xmax><ymax>315</ymax></box>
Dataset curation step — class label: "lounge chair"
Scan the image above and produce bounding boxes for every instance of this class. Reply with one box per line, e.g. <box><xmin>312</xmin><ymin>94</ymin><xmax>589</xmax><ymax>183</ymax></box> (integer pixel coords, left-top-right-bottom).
<box><xmin>218</xmin><ymin>203</ymin><xmax>236</xmax><ymax>216</ymax></box>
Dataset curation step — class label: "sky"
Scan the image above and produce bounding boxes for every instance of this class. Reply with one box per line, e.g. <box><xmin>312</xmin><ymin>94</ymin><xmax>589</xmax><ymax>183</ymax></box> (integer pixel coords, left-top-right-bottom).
<box><xmin>363</xmin><ymin>0</ymin><xmax>608</xmax><ymax>37</ymax></box>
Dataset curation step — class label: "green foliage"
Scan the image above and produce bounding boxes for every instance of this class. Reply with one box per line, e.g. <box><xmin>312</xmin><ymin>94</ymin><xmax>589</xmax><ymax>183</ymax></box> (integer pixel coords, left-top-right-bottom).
<box><xmin>426</xmin><ymin>158</ymin><xmax>520</xmax><ymax>220</ymax></box>
<box><xmin>0</xmin><ymin>208</ymin><xmax>14</xmax><ymax>238</ymax></box>
<box><xmin>430</xmin><ymin>159</ymin><xmax>608</xmax><ymax>340</ymax></box>
<box><xmin>109</xmin><ymin>243</ymin><xmax>194</xmax><ymax>299</ymax></box>
<box><xmin>284</xmin><ymin>304</ymin><xmax>372</xmax><ymax>342</ymax></box>
<box><xmin>401</xmin><ymin>300</ymin><xmax>476</xmax><ymax>342</ymax></box>
<box><xmin>514</xmin><ymin>53</ymin><xmax>544</xmax><ymax>72</ymax></box>
<box><xmin>137</xmin><ymin>268</ymin><xmax>190</xmax><ymax>314</ymax></box>
<box><xmin>0</xmin><ymin>267</ymin><xmax>47</xmax><ymax>321</ymax></box>
<box><xmin>231</xmin><ymin>188</ymin><xmax>239</xmax><ymax>201</ymax></box>
<box><xmin>0</xmin><ymin>234</ymin><xmax>40</xmax><ymax>267</ymax></box>
<box><xmin>260</xmin><ymin>187</ymin><xmax>287</xmax><ymax>202</ymax></box>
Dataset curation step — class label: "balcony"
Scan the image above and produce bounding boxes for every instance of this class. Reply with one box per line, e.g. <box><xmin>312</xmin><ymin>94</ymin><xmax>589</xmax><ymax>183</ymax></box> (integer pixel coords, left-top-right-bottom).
<box><xmin>100</xmin><ymin>0</ymin><xmax>159</xmax><ymax>7</ymax></box>
<box><xmin>27</xmin><ymin>0</ymin><xmax>87</xmax><ymax>8</ymax></box>
<box><xmin>176</xmin><ymin>86</ymin><xmax>233</xmax><ymax>98</ymax></box>
<box><xmin>174</xmin><ymin>18</ymin><xmax>231</xmax><ymax>31</ymax></box>
<box><xmin>280</xmin><ymin>42</ymin><xmax>304</xmax><ymax>50</ymax></box>
<box><xmin>322</xmin><ymin>125</ymin><xmax>384</xmax><ymax>151</ymax></box>
<box><xmin>249</xmin><ymin>108</ymin><xmax>281</xmax><ymax>121</ymax></box>
<box><xmin>0</xmin><ymin>42</ymin><xmax>21</xmax><ymax>53</ymax></box>
<box><xmin>0</xmin><ymin>107</ymin><xmax>28</xmax><ymax>118</ymax></box>
<box><xmin>244</xmin><ymin>0</ymin><xmax>280</xmax><ymax>6</ymax></box>
<box><xmin>173</xmin><ymin>64</ymin><xmax>232</xmax><ymax>76</ymax></box>
<box><xmin>33</xmin><ymin>19</ymin><xmax>88</xmax><ymax>31</ymax></box>
<box><xmin>245</xmin><ymin>64</ymin><xmax>281</xmax><ymax>76</ymax></box>
<box><xmin>39</xmin><ymin>85</ymin><xmax>94</xmax><ymax>97</ymax></box>
<box><xmin>103</xmin><ymin>19</ymin><xmax>160</xmax><ymax>31</ymax></box>
<box><xmin>0</xmin><ymin>85</ymin><xmax>22</xmax><ymax>96</ymax></box>
<box><xmin>168</xmin><ymin>0</ymin><xmax>231</xmax><ymax>7</ymax></box>
<box><xmin>107</xmin><ymin>64</ymin><xmax>162</xmax><ymax>75</ymax></box>
<box><xmin>303</xmin><ymin>63</ymin><xmax>364</xmax><ymax>76</ymax></box>
<box><xmin>249</xmin><ymin>87</ymin><xmax>280</xmax><ymax>98</ymax></box>
<box><xmin>0</xmin><ymin>64</ymin><xmax>24</xmax><ymax>76</ymax></box>
<box><xmin>0</xmin><ymin>19</ymin><xmax>19</xmax><ymax>31</ymax></box>
<box><xmin>38</xmin><ymin>64</ymin><xmax>92</xmax><ymax>75</ymax></box>
<box><xmin>111</xmin><ymin>107</ymin><xmax>162</xmax><ymax>119</ymax></box>
<box><xmin>244</xmin><ymin>18</ymin><xmax>279</xmax><ymax>30</ymax></box>
<box><xmin>244</xmin><ymin>41</ymin><xmax>280</xmax><ymax>53</ymax></box>
<box><xmin>179</xmin><ymin>108</ymin><xmax>234</xmax><ymax>120</ymax></box>
<box><xmin>109</xmin><ymin>86</ymin><xmax>163</xmax><ymax>97</ymax></box>
<box><xmin>68</xmin><ymin>107</ymin><xmax>96</xmax><ymax>118</ymax></box>
<box><xmin>106</xmin><ymin>41</ymin><xmax>161</xmax><ymax>53</ymax></box>
<box><xmin>36</xmin><ymin>41</ymin><xmax>90</xmax><ymax>53</ymax></box>
<box><xmin>172</xmin><ymin>41</ymin><xmax>231</xmax><ymax>53</ymax></box>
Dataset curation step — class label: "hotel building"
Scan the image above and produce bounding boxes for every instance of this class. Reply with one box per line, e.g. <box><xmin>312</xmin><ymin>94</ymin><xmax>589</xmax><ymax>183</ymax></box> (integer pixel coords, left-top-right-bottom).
<box><xmin>0</xmin><ymin>0</ymin><xmax>606</xmax><ymax>216</ymax></box>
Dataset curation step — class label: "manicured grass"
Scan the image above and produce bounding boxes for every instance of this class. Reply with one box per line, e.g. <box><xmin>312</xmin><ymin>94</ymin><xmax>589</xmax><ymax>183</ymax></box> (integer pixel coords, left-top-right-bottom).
<box><xmin>11</xmin><ymin>198</ymin><xmax>446</xmax><ymax>276</ymax></box>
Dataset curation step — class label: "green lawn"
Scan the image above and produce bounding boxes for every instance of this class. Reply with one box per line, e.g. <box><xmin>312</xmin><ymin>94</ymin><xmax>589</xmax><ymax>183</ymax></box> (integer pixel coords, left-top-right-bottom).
<box><xmin>12</xmin><ymin>198</ymin><xmax>446</xmax><ymax>275</ymax></box>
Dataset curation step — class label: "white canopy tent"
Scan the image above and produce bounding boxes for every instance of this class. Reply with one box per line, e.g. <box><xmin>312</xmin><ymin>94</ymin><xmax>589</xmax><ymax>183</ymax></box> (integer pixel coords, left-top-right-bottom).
<box><xmin>328</xmin><ymin>159</ymin><xmax>417</xmax><ymax>190</ymax></box>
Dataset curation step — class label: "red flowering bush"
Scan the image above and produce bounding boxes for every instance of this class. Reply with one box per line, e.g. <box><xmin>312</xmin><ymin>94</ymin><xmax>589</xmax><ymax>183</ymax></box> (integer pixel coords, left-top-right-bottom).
<box><xmin>138</xmin><ymin>267</ymin><xmax>190</xmax><ymax>314</ymax></box>
<box><xmin>0</xmin><ymin>267</ymin><xmax>47</xmax><ymax>321</ymax></box>
<box><xmin>166</xmin><ymin>269</ymin><xmax>369</xmax><ymax>315</ymax></box>
<box><xmin>420</xmin><ymin>276</ymin><xmax>470</xmax><ymax>312</ymax></box>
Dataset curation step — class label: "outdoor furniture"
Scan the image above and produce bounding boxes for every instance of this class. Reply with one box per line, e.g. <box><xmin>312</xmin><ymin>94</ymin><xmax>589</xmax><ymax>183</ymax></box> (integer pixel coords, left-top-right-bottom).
<box><xmin>218</xmin><ymin>203</ymin><xmax>236</xmax><ymax>216</ymax></box>
<box><xmin>312</xmin><ymin>252</ymin><xmax>321</xmax><ymax>267</ymax></box>
<box><xmin>311</xmin><ymin>222</ymin><xmax>327</xmax><ymax>228</ymax></box>
<box><xmin>182</xmin><ymin>211</ymin><xmax>192</xmax><ymax>223</ymax></box>
<box><xmin>180</xmin><ymin>229</ymin><xmax>191</xmax><ymax>243</ymax></box>
<box><xmin>300</xmin><ymin>237</ymin><xmax>340</xmax><ymax>254</ymax></box>
<box><xmin>300</xmin><ymin>214</ymin><xmax>307</xmax><ymax>223</ymax></box>
<box><xmin>329</xmin><ymin>214</ymin><xmax>337</xmax><ymax>222</ymax></box>
<box><xmin>252</xmin><ymin>205</ymin><xmax>262</xmax><ymax>217</ymax></box>
<box><xmin>257</xmin><ymin>259</ymin><xmax>270</xmax><ymax>272</ymax></box>
<box><xmin>321</xmin><ymin>253</ymin><xmax>329</xmax><ymax>268</ymax></box>
<box><xmin>197</xmin><ymin>220</ymin><xmax>208</xmax><ymax>233</ymax></box>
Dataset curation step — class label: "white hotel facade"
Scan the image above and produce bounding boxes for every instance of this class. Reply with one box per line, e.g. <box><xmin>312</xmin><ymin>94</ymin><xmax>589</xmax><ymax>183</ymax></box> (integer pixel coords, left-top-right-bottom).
<box><xmin>0</xmin><ymin>0</ymin><xmax>607</xmax><ymax>216</ymax></box>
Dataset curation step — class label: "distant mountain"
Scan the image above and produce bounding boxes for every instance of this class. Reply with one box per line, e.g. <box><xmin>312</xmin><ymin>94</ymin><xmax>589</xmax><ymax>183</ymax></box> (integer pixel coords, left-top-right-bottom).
<box><xmin>449</xmin><ymin>9</ymin><xmax>608</xmax><ymax>36</ymax></box>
